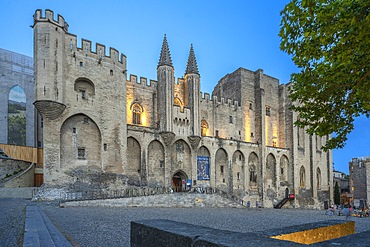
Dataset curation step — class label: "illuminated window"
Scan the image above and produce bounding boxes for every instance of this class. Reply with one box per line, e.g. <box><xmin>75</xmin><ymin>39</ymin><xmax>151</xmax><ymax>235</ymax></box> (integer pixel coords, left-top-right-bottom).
<box><xmin>201</xmin><ymin>120</ymin><xmax>209</xmax><ymax>136</ymax></box>
<box><xmin>174</xmin><ymin>97</ymin><xmax>183</xmax><ymax>111</ymax></box>
<box><xmin>132</xmin><ymin>103</ymin><xmax>142</xmax><ymax>125</ymax></box>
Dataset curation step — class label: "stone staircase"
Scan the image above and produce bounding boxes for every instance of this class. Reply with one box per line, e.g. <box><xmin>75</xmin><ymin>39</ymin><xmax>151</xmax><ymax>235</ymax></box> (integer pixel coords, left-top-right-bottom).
<box><xmin>23</xmin><ymin>206</ymin><xmax>72</xmax><ymax>247</ymax></box>
<box><xmin>61</xmin><ymin>192</ymin><xmax>246</xmax><ymax>208</ymax></box>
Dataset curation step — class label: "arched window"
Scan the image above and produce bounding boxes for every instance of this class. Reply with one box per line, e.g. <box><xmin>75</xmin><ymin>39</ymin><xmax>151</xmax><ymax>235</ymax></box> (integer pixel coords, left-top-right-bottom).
<box><xmin>249</xmin><ymin>163</ymin><xmax>257</xmax><ymax>184</ymax></box>
<box><xmin>132</xmin><ymin>103</ymin><xmax>143</xmax><ymax>125</ymax></box>
<box><xmin>174</xmin><ymin>97</ymin><xmax>183</xmax><ymax>112</ymax></box>
<box><xmin>300</xmin><ymin>166</ymin><xmax>306</xmax><ymax>189</ymax></box>
<box><xmin>317</xmin><ymin>167</ymin><xmax>321</xmax><ymax>189</ymax></box>
<box><xmin>201</xmin><ymin>120</ymin><xmax>209</xmax><ymax>136</ymax></box>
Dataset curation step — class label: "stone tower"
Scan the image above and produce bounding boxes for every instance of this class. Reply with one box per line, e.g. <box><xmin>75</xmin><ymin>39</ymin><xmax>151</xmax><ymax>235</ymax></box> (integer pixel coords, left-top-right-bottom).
<box><xmin>33</xmin><ymin>10</ymin><xmax>67</xmax><ymax>120</ymax></box>
<box><xmin>184</xmin><ymin>44</ymin><xmax>200</xmax><ymax>136</ymax></box>
<box><xmin>157</xmin><ymin>35</ymin><xmax>174</xmax><ymax>132</ymax></box>
<box><xmin>33</xmin><ymin>9</ymin><xmax>127</xmax><ymax>186</ymax></box>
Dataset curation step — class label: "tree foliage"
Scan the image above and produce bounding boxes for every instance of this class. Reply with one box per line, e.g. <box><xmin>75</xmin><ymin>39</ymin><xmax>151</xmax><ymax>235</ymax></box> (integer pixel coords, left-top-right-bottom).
<box><xmin>334</xmin><ymin>181</ymin><xmax>341</xmax><ymax>205</ymax></box>
<box><xmin>280</xmin><ymin>0</ymin><xmax>370</xmax><ymax>150</ymax></box>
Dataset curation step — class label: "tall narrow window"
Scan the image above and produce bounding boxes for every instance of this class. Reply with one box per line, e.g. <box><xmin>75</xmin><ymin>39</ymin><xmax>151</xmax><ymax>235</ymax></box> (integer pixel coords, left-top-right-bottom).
<box><xmin>132</xmin><ymin>103</ymin><xmax>142</xmax><ymax>125</ymax></box>
<box><xmin>81</xmin><ymin>90</ymin><xmax>86</xmax><ymax>99</ymax></box>
<box><xmin>249</xmin><ymin>164</ymin><xmax>257</xmax><ymax>184</ymax></box>
<box><xmin>266</xmin><ymin>106</ymin><xmax>271</xmax><ymax>116</ymax></box>
<box><xmin>317</xmin><ymin>168</ymin><xmax>321</xmax><ymax>189</ymax></box>
<box><xmin>201</xmin><ymin>120</ymin><xmax>209</xmax><ymax>136</ymax></box>
<box><xmin>300</xmin><ymin>166</ymin><xmax>306</xmax><ymax>189</ymax></box>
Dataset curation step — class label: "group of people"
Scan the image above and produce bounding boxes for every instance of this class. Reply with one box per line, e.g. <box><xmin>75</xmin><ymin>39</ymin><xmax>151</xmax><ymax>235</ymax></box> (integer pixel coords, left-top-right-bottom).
<box><xmin>327</xmin><ymin>204</ymin><xmax>369</xmax><ymax>219</ymax></box>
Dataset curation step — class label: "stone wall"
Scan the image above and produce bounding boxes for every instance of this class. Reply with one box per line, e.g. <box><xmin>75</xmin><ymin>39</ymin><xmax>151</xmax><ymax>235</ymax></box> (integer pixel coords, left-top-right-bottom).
<box><xmin>0</xmin><ymin>159</ymin><xmax>34</xmax><ymax>187</ymax></box>
<box><xmin>31</xmin><ymin>9</ymin><xmax>332</xmax><ymax>208</ymax></box>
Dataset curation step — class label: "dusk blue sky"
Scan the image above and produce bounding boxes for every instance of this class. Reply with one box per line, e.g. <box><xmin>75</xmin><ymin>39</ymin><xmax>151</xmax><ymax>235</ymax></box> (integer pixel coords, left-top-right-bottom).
<box><xmin>0</xmin><ymin>1</ymin><xmax>368</xmax><ymax>173</ymax></box>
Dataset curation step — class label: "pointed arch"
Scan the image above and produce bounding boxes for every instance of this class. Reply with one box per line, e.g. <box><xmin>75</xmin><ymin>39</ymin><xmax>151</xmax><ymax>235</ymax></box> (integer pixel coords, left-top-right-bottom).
<box><xmin>172</xmin><ymin>139</ymin><xmax>191</xmax><ymax>178</ymax></box>
<box><xmin>131</xmin><ymin>103</ymin><xmax>143</xmax><ymax>125</ymax></box>
<box><xmin>147</xmin><ymin>140</ymin><xmax>165</xmax><ymax>186</ymax></box>
<box><xmin>232</xmin><ymin>150</ymin><xmax>244</xmax><ymax>194</ymax></box>
<box><xmin>174</xmin><ymin>97</ymin><xmax>183</xmax><ymax>112</ymax></box>
<box><xmin>127</xmin><ymin>137</ymin><xmax>141</xmax><ymax>176</ymax></box>
<box><xmin>248</xmin><ymin>152</ymin><xmax>258</xmax><ymax>187</ymax></box>
<box><xmin>265</xmin><ymin>153</ymin><xmax>276</xmax><ymax>188</ymax></box>
<box><xmin>279</xmin><ymin>155</ymin><xmax>289</xmax><ymax>182</ymax></box>
<box><xmin>201</xmin><ymin>119</ymin><xmax>209</xmax><ymax>136</ymax></box>
<box><xmin>215</xmin><ymin>148</ymin><xmax>228</xmax><ymax>190</ymax></box>
<box><xmin>8</xmin><ymin>85</ymin><xmax>26</xmax><ymax>145</ymax></box>
<box><xmin>316</xmin><ymin>167</ymin><xmax>322</xmax><ymax>189</ymax></box>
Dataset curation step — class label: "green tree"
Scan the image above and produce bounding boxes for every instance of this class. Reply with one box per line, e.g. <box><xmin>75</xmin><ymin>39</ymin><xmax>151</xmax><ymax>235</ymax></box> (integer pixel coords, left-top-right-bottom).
<box><xmin>334</xmin><ymin>181</ymin><xmax>341</xmax><ymax>205</ymax></box>
<box><xmin>280</xmin><ymin>0</ymin><xmax>370</xmax><ymax>150</ymax></box>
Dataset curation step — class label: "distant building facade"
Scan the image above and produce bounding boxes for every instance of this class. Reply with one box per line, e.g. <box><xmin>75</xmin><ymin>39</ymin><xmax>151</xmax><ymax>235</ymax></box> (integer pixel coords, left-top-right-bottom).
<box><xmin>32</xmin><ymin>9</ymin><xmax>333</xmax><ymax>208</ymax></box>
<box><xmin>333</xmin><ymin>170</ymin><xmax>349</xmax><ymax>193</ymax></box>
<box><xmin>349</xmin><ymin>157</ymin><xmax>370</xmax><ymax>204</ymax></box>
<box><xmin>0</xmin><ymin>48</ymin><xmax>42</xmax><ymax>147</ymax></box>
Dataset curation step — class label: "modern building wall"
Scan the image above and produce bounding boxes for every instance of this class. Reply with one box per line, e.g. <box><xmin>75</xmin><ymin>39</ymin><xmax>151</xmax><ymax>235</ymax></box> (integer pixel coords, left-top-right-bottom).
<box><xmin>0</xmin><ymin>48</ymin><xmax>37</xmax><ymax>147</ymax></box>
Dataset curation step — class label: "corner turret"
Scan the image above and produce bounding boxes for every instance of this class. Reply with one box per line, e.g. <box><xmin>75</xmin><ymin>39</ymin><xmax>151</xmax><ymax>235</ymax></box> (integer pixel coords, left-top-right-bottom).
<box><xmin>33</xmin><ymin>9</ymin><xmax>68</xmax><ymax>120</ymax></box>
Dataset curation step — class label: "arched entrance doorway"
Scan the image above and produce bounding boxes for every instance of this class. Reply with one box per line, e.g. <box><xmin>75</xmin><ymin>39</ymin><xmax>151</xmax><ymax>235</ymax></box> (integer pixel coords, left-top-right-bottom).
<box><xmin>172</xmin><ymin>170</ymin><xmax>188</xmax><ymax>192</ymax></box>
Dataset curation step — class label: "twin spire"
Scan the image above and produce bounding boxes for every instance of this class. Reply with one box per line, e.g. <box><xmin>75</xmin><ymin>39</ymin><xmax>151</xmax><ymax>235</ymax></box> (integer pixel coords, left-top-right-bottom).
<box><xmin>158</xmin><ymin>35</ymin><xmax>199</xmax><ymax>75</ymax></box>
<box><xmin>158</xmin><ymin>34</ymin><xmax>173</xmax><ymax>67</ymax></box>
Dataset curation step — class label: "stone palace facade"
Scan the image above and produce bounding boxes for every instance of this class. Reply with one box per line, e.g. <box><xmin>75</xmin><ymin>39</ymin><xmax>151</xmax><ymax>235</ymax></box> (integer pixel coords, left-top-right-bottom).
<box><xmin>33</xmin><ymin>9</ymin><xmax>333</xmax><ymax>208</ymax></box>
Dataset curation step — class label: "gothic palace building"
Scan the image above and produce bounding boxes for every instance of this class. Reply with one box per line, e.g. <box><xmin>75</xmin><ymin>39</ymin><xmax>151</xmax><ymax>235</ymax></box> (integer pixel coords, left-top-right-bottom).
<box><xmin>32</xmin><ymin>10</ymin><xmax>333</xmax><ymax>208</ymax></box>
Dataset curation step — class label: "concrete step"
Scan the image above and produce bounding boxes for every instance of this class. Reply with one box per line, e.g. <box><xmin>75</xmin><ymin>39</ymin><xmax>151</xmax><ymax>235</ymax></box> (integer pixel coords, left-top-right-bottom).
<box><xmin>23</xmin><ymin>206</ymin><xmax>72</xmax><ymax>247</ymax></box>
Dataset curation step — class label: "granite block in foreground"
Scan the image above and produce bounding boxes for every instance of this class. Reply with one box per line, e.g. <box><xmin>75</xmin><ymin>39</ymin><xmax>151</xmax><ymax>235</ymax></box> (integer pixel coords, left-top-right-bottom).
<box><xmin>130</xmin><ymin>219</ymin><xmax>302</xmax><ymax>247</ymax></box>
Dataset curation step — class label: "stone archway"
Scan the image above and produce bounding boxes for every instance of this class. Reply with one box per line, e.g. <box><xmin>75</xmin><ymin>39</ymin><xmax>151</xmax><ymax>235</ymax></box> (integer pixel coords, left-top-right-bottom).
<box><xmin>172</xmin><ymin>170</ymin><xmax>188</xmax><ymax>192</ymax></box>
<box><xmin>171</xmin><ymin>139</ymin><xmax>191</xmax><ymax>178</ymax></box>
<box><xmin>60</xmin><ymin>114</ymin><xmax>101</xmax><ymax>170</ymax></box>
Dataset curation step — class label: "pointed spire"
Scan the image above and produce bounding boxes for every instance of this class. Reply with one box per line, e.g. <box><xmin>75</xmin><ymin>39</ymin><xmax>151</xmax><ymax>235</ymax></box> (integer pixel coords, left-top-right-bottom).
<box><xmin>185</xmin><ymin>44</ymin><xmax>199</xmax><ymax>75</ymax></box>
<box><xmin>158</xmin><ymin>34</ymin><xmax>173</xmax><ymax>68</ymax></box>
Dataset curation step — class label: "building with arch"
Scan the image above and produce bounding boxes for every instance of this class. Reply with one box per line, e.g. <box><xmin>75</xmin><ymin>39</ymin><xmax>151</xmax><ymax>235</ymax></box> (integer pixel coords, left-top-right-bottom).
<box><xmin>0</xmin><ymin>48</ymin><xmax>42</xmax><ymax>147</ymax></box>
<box><xmin>32</xmin><ymin>9</ymin><xmax>332</xmax><ymax>208</ymax></box>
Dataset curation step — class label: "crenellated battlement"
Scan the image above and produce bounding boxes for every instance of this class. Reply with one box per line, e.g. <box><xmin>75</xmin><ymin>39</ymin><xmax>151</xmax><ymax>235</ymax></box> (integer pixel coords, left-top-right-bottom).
<box><xmin>33</xmin><ymin>9</ymin><xmax>69</xmax><ymax>32</ymax></box>
<box><xmin>200</xmin><ymin>92</ymin><xmax>240</xmax><ymax>110</ymax></box>
<box><xmin>34</xmin><ymin>10</ymin><xmax>126</xmax><ymax>67</ymax></box>
<box><xmin>68</xmin><ymin>36</ymin><xmax>126</xmax><ymax>66</ymax></box>
<box><xmin>127</xmin><ymin>74</ymin><xmax>157</xmax><ymax>89</ymax></box>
